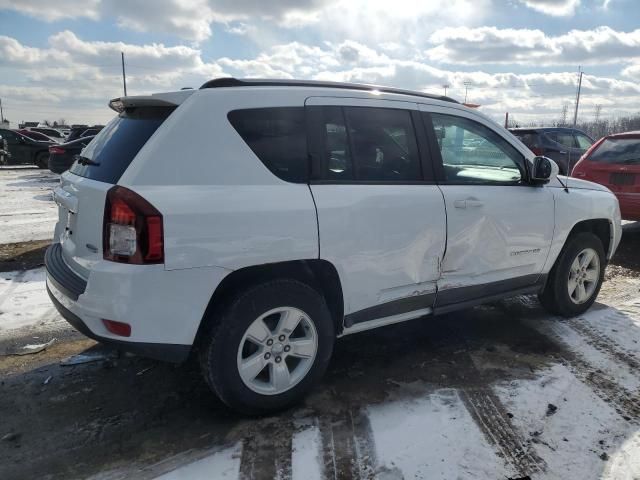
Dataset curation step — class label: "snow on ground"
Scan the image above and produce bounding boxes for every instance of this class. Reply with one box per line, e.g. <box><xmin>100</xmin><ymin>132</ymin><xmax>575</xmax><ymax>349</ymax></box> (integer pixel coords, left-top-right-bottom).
<box><xmin>367</xmin><ymin>388</ymin><xmax>515</xmax><ymax>479</ymax></box>
<box><xmin>0</xmin><ymin>167</ymin><xmax>58</xmax><ymax>244</ymax></box>
<box><xmin>155</xmin><ymin>443</ymin><xmax>243</xmax><ymax>480</ymax></box>
<box><xmin>495</xmin><ymin>363</ymin><xmax>635</xmax><ymax>480</ymax></box>
<box><xmin>0</xmin><ymin>267</ymin><xmax>63</xmax><ymax>335</ymax></box>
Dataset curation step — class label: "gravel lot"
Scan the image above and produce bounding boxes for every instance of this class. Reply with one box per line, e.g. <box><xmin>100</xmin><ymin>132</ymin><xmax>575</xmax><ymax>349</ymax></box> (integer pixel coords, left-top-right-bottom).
<box><xmin>1</xmin><ymin>167</ymin><xmax>640</xmax><ymax>480</ymax></box>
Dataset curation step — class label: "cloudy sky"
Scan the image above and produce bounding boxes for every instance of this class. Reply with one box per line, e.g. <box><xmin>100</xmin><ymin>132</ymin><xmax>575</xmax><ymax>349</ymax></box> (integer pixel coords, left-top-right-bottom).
<box><xmin>0</xmin><ymin>0</ymin><xmax>638</xmax><ymax>126</ymax></box>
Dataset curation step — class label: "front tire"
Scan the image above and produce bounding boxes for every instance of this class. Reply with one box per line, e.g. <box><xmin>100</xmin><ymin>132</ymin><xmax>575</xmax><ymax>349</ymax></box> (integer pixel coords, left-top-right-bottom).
<box><xmin>199</xmin><ymin>279</ymin><xmax>335</xmax><ymax>415</ymax></box>
<box><xmin>539</xmin><ymin>232</ymin><xmax>605</xmax><ymax>317</ymax></box>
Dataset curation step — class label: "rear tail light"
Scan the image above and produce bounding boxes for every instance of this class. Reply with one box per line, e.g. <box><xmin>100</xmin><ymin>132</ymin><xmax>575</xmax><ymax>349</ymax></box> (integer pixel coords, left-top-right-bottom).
<box><xmin>103</xmin><ymin>186</ymin><xmax>164</xmax><ymax>264</ymax></box>
<box><xmin>49</xmin><ymin>146</ymin><xmax>65</xmax><ymax>154</ymax></box>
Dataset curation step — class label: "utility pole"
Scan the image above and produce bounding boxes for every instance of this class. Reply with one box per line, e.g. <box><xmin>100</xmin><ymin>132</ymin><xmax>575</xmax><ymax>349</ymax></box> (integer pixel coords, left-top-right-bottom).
<box><xmin>463</xmin><ymin>81</ymin><xmax>472</xmax><ymax>103</ymax></box>
<box><xmin>504</xmin><ymin>112</ymin><xmax>509</xmax><ymax>128</ymax></box>
<box><xmin>0</xmin><ymin>98</ymin><xmax>4</xmax><ymax>123</ymax></box>
<box><xmin>442</xmin><ymin>84</ymin><xmax>450</xmax><ymax>96</ymax></box>
<box><xmin>573</xmin><ymin>68</ymin><xmax>583</xmax><ymax>127</ymax></box>
<box><xmin>121</xmin><ymin>51</ymin><xmax>128</xmax><ymax>97</ymax></box>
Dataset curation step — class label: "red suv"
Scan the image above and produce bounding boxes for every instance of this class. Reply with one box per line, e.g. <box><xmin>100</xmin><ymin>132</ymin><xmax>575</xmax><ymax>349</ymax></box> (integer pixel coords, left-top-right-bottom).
<box><xmin>572</xmin><ymin>131</ymin><xmax>640</xmax><ymax>220</ymax></box>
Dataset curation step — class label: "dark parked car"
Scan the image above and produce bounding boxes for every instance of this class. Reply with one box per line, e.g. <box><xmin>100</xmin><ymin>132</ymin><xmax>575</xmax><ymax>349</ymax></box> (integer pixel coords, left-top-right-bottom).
<box><xmin>17</xmin><ymin>129</ymin><xmax>55</xmax><ymax>142</ymax></box>
<box><xmin>28</xmin><ymin>127</ymin><xmax>66</xmax><ymax>141</ymax></box>
<box><xmin>48</xmin><ymin>136</ymin><xmax>94</xmax><ymax>174</ymax></box>
<box><xmin>509</xmin><ymin>127</ymin><xmax>594</xmax><ymax>174</ymax></box>
<box><xmin>0</xmin><ymin>129</ymin><xmax>53</xmax><ymax>168</ymax></box>
<box><xmin>66</xmin><ymin>125</ymin><xmax>104</xmax><ymax>142</ymax></box>
<box><xmin>572</xmin><ymin>131</ymin><xmax>640</xmax><ymax>220</ymax></box>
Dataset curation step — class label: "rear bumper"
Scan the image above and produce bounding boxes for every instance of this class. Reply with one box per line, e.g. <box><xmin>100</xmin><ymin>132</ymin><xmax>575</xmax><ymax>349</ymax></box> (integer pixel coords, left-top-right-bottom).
<box><xmin>44</xmin><ymin>243</ymin><xmax>231</xmax><ymax>362</ymax></box>
<box><xmin>46</xmin><ymin>285</ymin><xmax>191</xmax><ymax>362</ymax></box>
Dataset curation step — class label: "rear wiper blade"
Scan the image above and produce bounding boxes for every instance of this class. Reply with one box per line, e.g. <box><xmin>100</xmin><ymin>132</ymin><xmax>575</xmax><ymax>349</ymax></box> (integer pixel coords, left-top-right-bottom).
<box><xmin>76</xmin><ymin>155</ymin><xmax>100</xmax><ymax>166</ymax></box>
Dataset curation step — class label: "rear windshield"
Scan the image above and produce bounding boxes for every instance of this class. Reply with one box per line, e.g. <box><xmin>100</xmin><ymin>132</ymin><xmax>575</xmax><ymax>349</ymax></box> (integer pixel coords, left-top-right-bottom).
<box><xmin>590</xmin><ymin>138</ymin><xmax>640</xmax><ymax>164</ymax></box>
<box><xmin>69</xmin><ymin>107</ymin><xmax>174</xmax><ymax>183</ymax></box>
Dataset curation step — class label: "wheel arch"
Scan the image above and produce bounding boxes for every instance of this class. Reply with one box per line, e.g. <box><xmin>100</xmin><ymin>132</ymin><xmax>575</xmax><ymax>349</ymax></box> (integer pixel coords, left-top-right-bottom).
<box><xmin>565</xmin><ymin>218</ymin><xmax>612</xmax><ymax>260</ymax></box>
<box><xmin>194</xmin><ymin>259</ymin><xmax>345</xmax><ymax>347</ymax></box>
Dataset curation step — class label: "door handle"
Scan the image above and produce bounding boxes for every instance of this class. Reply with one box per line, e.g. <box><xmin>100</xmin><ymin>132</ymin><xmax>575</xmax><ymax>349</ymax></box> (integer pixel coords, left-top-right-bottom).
<box><xmin>454</xmin><ymin>199</ymin><xmax>483</xmax><ymax>209</ymax></box>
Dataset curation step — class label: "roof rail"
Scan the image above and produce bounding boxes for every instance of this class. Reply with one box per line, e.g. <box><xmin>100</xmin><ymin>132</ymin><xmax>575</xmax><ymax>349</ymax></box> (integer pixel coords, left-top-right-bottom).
<box><xmin>199</xmin><ymin>77</ymin><xmax>458</xmax><ymax>103</ymax></box>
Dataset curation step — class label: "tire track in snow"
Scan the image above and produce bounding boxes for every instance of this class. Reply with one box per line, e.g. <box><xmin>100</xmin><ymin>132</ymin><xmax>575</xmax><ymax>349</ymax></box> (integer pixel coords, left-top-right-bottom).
<box><xmin>318</xmin><ymin>408</ymin><xmax>377</xmax><ymax>480</ymax></box>
<box><xmin>238</xmin><ymin>420</ymin><xmax>294</xmax><ymax>480</ymax></box>
<box><xmin>565</xmin><ymin>317</ymin><xmax>640</xmax><ymax>373</ymax></box>
<box><xmin>526</xmin><ymin>318</ymin><xmax>640</xmax><ymax>423</ymax></box>
<box><xmin>460</xmin><ymin>388</ymin><xmax>545</xmax><ymax>477</ymax></box>
<box><xmin>435</xmin><ymin>322</ymin><xmax>547</xmax><ymax>478</ymax></box>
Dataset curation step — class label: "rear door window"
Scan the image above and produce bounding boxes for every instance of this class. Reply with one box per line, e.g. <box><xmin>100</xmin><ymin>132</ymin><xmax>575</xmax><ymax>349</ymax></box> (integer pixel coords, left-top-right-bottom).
<box><xmin>228</xmin><ymin>107</ymin><xmax>308</xmax><ymax>183</ymax></box>
<box><xmin>574</xmin><ymin>133</ymin><xmax>593</xmax><ymax>150</ymax></box>
<box><xmin>590</xmin><ymin>138</ymin><xmax>640</xmax><ymax>164</ymax></box>
<box><xmin>69</xmin><ymin>107</ymin><xmax>174</xmax><ymax>184</ymax></box>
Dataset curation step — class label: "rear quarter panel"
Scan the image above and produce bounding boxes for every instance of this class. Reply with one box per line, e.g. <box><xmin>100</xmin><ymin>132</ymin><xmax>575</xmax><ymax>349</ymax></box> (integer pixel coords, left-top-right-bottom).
<box><xmin>119</xmin><ymin>89</ymin><xmax>319</xmax><ymax>271</ymax></box>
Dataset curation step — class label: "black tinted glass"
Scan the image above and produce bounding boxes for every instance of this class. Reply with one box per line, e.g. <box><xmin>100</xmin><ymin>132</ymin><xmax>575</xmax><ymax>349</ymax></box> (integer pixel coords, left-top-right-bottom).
<box><xmin>69</xmin><ymin>107</ymin><xmax>173</xmax><ymax>183</ymax></box>
<box><xmin>590</xmin><ymin>138</ymin><xmax>640</xmax><ymax>164</ymax></box>
<box><xmin>344</xmin><ymin>107</ymin><xmax>421</xmax><ymax>182</ymax></box>
<box><xmin>228</xmin><ymin>107</ymin><xmax>308</xmax><ymax>183</ymax></box>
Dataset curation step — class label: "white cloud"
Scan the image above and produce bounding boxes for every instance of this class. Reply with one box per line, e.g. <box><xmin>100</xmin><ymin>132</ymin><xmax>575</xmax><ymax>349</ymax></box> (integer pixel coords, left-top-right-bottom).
<box><xmin>0</xmin><ymin>0</ymin><xmax>100</xmax><ymax>21</ymax></box>
<box><xmin>1</xmin><ymin>32</ymin><xmax>638</xmax><ymax>125</ymax></box>
<box><xmin>517</xmin><ymin>0</ymin><xmax>581</xmax><ymax>16</ymax></box>
<box><xmin>426</xmin><ymin>26</ymin><xmax>640</xmax><ymax>66</ymax></box>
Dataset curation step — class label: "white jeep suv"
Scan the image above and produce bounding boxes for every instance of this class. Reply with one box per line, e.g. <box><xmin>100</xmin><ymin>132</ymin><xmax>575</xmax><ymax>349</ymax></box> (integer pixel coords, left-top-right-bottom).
<box><xmin>46</xmin><ymin>78</ymin><xmax>622</xmax><ymax>414</ymax></box>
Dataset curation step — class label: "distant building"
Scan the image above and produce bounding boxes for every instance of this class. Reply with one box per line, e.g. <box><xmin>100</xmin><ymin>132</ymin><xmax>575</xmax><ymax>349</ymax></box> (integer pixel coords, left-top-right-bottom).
<box><xmin>19</xmin><ymin>121</ymin><xmax>39</xmax><ymax>128</ymax></box>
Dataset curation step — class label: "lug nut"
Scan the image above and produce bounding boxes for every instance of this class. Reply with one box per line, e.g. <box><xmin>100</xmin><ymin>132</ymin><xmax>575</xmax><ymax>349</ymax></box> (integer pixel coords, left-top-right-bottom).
<box><xmin>278</xmin><ymin>335</ymin><xmax>286</xmax><ymax>341</ymax></box>
<box><xmin>264</xmin><ymin>352</ymin><xmax>271</xmax><ymax>360</ymax></box>
<box><xmin>275</xmin><ymin>356</ymin><xmax>282</xmax><ymax>363</ymax></box>
<box><xmin>266</xmin><ymin>339</ymin><xmax>274</xmax><ymax>346</ymax></box>
<box><xmin>284</xmin><ymin>345</ymin><xmax>291</xmax><ymax>352</ymax></box>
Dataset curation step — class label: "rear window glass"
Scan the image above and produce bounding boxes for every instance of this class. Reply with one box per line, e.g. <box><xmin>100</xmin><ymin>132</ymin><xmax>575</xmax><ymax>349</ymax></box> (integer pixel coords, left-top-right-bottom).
<box><xmin>69</xmin><ymin>107</ymin><xmax>174</xmax><ymax>183</ymax></box>
<box><xmin>228</xmin><ymin>108</ymin><xmax>308</xmax><ymax>183</ymax></box>
<box><xmin>590</xmin><ymin>138</ymin><xmax>640</xmax><ymax>164</ymax></box>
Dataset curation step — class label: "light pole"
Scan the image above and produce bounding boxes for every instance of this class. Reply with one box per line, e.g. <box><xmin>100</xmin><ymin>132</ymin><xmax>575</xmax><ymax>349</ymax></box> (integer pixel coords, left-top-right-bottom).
<box><xmin>442</xmin><ymin>84</ymin><xmax>450</xmax><ymax>96</ymax></box>
<box><xmin>463</xmin><ymin>81</ymin><xmax>472</xmax><ymax>103</ymax></box>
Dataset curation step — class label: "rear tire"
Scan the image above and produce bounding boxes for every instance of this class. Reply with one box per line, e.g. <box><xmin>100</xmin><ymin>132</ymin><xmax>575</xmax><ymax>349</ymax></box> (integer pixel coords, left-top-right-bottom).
<box><xmin>35</xmin><ymin>152</ymin><xmax>48</xmax><ymax>169</ymax></box>
<box><xmin>539</xmin><ymin>232</ymin><xmax>605</xmax><ymax>317</ymax></box>
<box><xmin>199</xmin><ymin>279</ymin><xmax>335</xmax><ymax>415</ymax></box>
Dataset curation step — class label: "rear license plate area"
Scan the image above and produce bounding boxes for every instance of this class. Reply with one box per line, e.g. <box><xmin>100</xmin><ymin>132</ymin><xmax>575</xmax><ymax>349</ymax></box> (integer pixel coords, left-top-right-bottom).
<box><xmin>610</xmin><ymin>172</ymin><xmax>635</xmax><ymax>186</ymax></box>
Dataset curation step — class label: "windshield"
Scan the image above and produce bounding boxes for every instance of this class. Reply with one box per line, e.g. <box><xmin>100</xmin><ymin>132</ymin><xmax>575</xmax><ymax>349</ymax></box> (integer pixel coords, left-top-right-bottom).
<box><xmin>590</xmin><ymin>137</ymin><xmax>640</xmax><ymax>164</ymax></box>
<box><xmin>69</xmin><ymin>107</ymin><xmax>174</xmax><ymax>183</ymax></box>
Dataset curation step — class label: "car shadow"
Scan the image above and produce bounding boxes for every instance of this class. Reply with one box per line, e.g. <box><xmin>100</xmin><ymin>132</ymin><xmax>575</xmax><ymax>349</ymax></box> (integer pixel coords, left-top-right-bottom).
<box><xmin>2</xmin><ymin>296</ymin><xmax>637</xmax><ymax>479</ymax></box>
<box><xmin>610</xmin><ymin>221</ymin><xmax>640</xmax><ymax>273</ymax></box>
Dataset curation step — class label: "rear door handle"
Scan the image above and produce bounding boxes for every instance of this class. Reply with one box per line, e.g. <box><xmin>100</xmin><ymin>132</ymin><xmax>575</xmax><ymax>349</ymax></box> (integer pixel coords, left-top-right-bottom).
<box><xmin>454</xmin><ymin>199</ymin><xmax>484</xmax><ymax>209</ymax></box>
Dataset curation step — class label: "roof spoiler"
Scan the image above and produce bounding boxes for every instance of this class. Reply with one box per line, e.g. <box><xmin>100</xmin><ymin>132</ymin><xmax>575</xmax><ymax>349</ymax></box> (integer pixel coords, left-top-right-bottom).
<box><xmin>108</xmin><ymin>96</ymin><xmax>178</xmax><ymax>113</ymax></box>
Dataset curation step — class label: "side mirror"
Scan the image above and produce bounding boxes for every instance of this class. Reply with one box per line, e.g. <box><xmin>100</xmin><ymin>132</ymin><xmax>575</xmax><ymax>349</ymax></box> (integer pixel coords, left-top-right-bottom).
<box><xmin>530</xmin><ymin>156</ymin><xmax>559</xmax><ymax>185</ymax></box>
<box><xmin>19</xmin><ymin>136</ymin><xmax>25</xmax><ymax>144</ymax></box>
